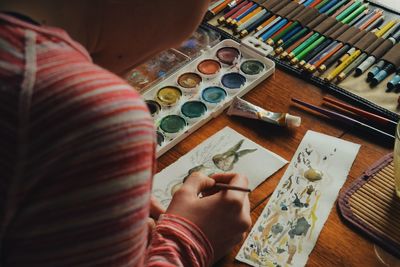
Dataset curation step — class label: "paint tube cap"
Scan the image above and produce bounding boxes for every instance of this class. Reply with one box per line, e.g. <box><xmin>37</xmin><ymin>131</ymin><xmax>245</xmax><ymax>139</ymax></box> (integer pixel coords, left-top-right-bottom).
<box><xmin>285</xmin><ymin>114</ymin><xmax>301</xmax><ymax>127</ymax></box>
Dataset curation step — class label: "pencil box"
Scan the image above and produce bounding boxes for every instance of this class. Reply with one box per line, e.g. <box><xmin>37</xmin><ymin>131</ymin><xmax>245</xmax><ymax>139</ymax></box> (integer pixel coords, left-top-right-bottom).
<box><xmin>203</xmin><ymin>0</ymin><xmax>400</xmax><ymax>122</ymax></box>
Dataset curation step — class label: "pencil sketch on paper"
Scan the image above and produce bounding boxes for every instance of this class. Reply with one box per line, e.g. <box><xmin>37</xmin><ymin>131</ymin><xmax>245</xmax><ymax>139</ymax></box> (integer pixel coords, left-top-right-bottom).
<box><xmin>236</xmin><ymin>131</ymin><xmax>360</xmax><ymax>267</ymax></box>
<box><xmin>152</xmin><ymin>127</ymin><xmax>288</xmax><ymax>208</ymax></box>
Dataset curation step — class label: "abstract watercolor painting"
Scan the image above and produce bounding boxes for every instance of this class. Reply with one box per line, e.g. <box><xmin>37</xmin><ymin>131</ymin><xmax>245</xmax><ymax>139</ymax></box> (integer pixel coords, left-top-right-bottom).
<box><xmin>152</xmin><ymin>127</ymin><xmax>288</xmax><ymax>208</ymax></box>
<box><xmin>236</xmin><ymin>131</ymin><xmax>360</xmax><ymax>267</ymax></box>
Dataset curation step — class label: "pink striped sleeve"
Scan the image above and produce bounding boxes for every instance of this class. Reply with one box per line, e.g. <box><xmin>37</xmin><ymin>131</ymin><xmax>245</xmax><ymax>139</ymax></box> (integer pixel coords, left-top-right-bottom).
<box><xmin>0</xmin><ymin>13</ymin><xmax>213</xmax><ymax>267</ymax></box>
<box><xmin>147</xmin><ymin>214</ymin><xmax>214</xmax><ymax>267</ymax></box>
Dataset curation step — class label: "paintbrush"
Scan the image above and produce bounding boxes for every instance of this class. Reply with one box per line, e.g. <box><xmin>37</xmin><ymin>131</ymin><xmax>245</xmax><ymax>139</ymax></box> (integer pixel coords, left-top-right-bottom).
<box><xmin>322</xmin><ymin>96</ymin><xmax>397</xmax><ymax>128</ymax></box>
<box><xmin>214</xmin><ymin>183</ymin><xmax>251</xmax><ymax>193</ymax></box>
<box><xmin>291</xmin><ymin>98</ymin><xmax>395</xmax><ymax>141</ymax></box>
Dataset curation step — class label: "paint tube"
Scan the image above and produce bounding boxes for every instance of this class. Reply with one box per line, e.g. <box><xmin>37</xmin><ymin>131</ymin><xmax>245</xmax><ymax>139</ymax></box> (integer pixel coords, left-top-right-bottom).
<box><xmin>227</xmin><ymin>97</ymin><xmax>301</xmax><ymax>127</ymax></box>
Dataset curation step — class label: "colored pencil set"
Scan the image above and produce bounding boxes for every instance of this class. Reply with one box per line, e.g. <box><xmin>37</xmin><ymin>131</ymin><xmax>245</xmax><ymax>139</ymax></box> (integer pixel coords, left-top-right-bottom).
<box><xmin>207</xmin><ymin>0</ymin><xmax>400</xmax><ymax>92</ymax></box>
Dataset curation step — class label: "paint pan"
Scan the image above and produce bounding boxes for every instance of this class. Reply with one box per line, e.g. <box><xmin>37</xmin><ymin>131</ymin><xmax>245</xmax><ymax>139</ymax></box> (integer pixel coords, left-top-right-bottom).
<box><xmin>216</xmin><ymin>47</ymin><xmax>241</xmax><ymax>65</ymax></box>
<box><xmin>177</xmin><ymin>72</ymin><xmax>202</xmax><ymax>93</ymax></box>
<box><xmin>156</xmin><ymin>131</ymin><xmax>165</xmax><ymax>146</ymax></box>
<box><xmin>145</xmin><ymin>100</ymin><xmax>161</xmax><ymax>117</ymax></box>
<box><xmin>159</xmin><ymin>114</ymin><xmax>187</xmax><ymax>139</ymax></box>
<box><xmin>181</xmin><ymin>100</ymin><xmax>208</xmax><ymax>123</ymax></box>
<box><xmin>201</xmin><ymin>86</ymin><xmax>227</xmax><ymax>107</ymax></box>
<box><xmin>240</xmin><ymin>59</ymin><xmax>265</xmax><ymax>78</ymax></box>
<box><xmin>197</xmin><ymin>59</ymin><xmax>221</xmax><ymax>79</ymax></box>
<box><xmin>156</xmin><ymin>86</ymin><xmax>182</xmax><ymax>107</ymax></box>
<box><xmin>221</xmin><ymin>73</ymin><xmax>246</xmax><ymax>94</ymax></box>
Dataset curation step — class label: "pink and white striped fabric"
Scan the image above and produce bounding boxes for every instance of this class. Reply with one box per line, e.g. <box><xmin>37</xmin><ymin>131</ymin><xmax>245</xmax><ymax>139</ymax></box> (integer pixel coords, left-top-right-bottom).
<box><xmin>0</xmin><ymin>13</ymin><xmax>212</xmax><ymax>267</ymax></box>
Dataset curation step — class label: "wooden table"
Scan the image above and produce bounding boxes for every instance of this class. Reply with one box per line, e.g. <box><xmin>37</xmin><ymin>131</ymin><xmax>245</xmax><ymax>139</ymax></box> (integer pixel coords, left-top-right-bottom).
<box><xmin>157</xmin><ymin>68</ymin><xmax>395</xmax><ymax>266</ymax></box>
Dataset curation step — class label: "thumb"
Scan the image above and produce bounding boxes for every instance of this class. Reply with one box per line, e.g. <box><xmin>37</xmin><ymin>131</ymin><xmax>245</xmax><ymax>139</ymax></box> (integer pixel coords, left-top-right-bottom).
<box><xmin>182</xmin><ymin>171</ymin><xmax>216</xmax><ymax>195</ymax></box>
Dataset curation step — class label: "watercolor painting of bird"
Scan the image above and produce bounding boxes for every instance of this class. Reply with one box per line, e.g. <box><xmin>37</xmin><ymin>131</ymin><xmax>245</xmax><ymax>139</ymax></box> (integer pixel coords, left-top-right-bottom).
<box><xmin>212</xmin><ymin>139</ymin><xmax>257</xmax><ymax>171</ymax></box>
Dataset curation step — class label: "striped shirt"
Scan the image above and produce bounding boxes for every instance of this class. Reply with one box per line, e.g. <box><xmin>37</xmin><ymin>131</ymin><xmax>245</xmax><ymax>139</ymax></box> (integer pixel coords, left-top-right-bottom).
<box><xmin>0</xmin><ymin>13</ymin><xmax>212</xmax><ymax>267</ymax></box>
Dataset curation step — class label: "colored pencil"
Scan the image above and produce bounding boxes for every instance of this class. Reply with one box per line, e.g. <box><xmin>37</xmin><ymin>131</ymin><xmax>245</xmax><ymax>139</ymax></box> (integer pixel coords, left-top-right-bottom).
<box><xmin>254</xmin><ymin>16</ymin><xmax>281</xmax><ymax>38</ymax></box>
<box><xmin>234</xmin><ymin>3</ymin><xmax>258</xmax><ymax>24</ymax></box>
<box><xmin>315</xmin><ymin>0</ymin><xmax>331</xmax><ymax>9</ymax></box>
<box><xmin>336</xmin><ymin>0</ymin><xmax>362</xmax><ymax>21</ymax></box>
<box><xmin>209</xmin><ymin>0</ymin><xmax>226</xmax><ymax>12</ymax></box>
<box><xmin>236</xmin><ymin>8</ymin><xmax>267</xmax><ymax>32</ymax></box>
<box><xmin>236</xmin><ymin>6</ymin><xmax>263</xmax><ymax>27</ymax></box>
<box><xmin>291</xmin><ymin>98</ymin><xmax>395</xmax><ymax>140</ymax></box>
<box><xmin>332</xmin><ymin>0</ymin><xmax>355</xmax><ymax>17</ymax></box>
<box><xmin>267</xmin><ymin>21</ymin><xmax>294</xmax><ymax>45</ymax></box>
<box><xmin>232</xmin><ymin>2</ymin><xmax>257</xmax><ymax>25</ymax></box>
<box><xmin>259</xmin><ymin>18</ymin><xmax>288</xmax><ymax>41</ymax></box>
<box><xmin>226</xmin><ymin>2</ymin><xmax>253</xmax><ymax>24</ymax></box>
<box><xmin>309</xmin><ymin>0</ymin><xmax>323</xmax><ymax>8</ymax></box>
<box><xmin>313</xmin><ymin>43</ymin><xmax>344</xmax><ymax>72</ymax></box>
<box><xmin>240</xmin><ymin>11</ymin><xmax>271</xmax><ymax>37</ymax></box>
<box><xmin>325</xmin><ymin>49</ymin><xmax>361</xmax><ymax>81</ymax></box>
<box><xmin>211</xmin><ymin>0</ymin><xmax>233</xmax><ymax>15</ymax></box>
<box><xmin>307</xmin><ymin>42</ymin><xmax>341</xmax><ymax>72</ymax></box>
<box><xmin>348</xmin><ymin>9</ymin><xmax>370</xmax><ymax>27</ymax></box>
<box><xmin>277</xmin><ymin>28</ymin><xmax>309</xmax><ymax>54</ymax></box>
<box><xmin>256</xmin><ymin>15</ymin><xmax>276</xmax><ymax>32</ymax></box>
<box><xmin>304</xmin><ymin>0</ymin><xmax>318</xmax><ymax>7</ymax></box>
<box><xmin>280</xmin><ymin>31</ymin><xmax>313</xmax><ymax>58</ymax></box>
<box><xmin>300</xmin><ymin>38</ymin><xmax>332</xmax><ymax>68</ymax></box>
<box><xmin>218</xmin><ymin>0</ymin><xmax>248</xmax><ymax>24</ymax></box>
<box><xmin>319</xmin><ymin>0</ymin><xmax>340</xmax><ymax>13</ymax></box>
<box><xmin>289</xmin><ymin>32</ymin><xmax>320</xmax><ymax>59</ymax></box>
<box><xmin>319</xmin><ymin>44</ymin><xmax>349</xmax><ymax>72</ymax></box>
<box><xmin>325</xmin><ymin>0</ymin><xmax>350</xmax><ymax>16</ymax></box>
<box><xmin>278</xmin><ymin>25</ymin><xmax>303</xmax><ymax>45</ymax></box>
<box><xmin>337</xmin><ymin>51</ymin><xmax>366</xmax><ymax>80</ymax></box>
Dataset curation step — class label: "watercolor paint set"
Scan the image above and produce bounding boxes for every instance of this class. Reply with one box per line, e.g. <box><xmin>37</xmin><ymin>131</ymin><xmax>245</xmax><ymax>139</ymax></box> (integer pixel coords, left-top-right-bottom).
<box><xmin>124</xmin><ymin>27</ymin><xmax>221</xmax><ymax>94</ymax></box>
<box><xmin>142</xmin><ymin>39</ymin><xmax>275</xmax><ymax>157</ymax></box>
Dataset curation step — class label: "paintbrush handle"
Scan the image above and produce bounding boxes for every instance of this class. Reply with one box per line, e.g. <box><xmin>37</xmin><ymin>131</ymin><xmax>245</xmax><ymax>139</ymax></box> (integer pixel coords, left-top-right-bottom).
<box><xmin>323</xmin><ymin>96</ymin><xmax>397</xmax><ymax>127</ymax></box>
<box><xmin>291</xmin><ymin>98</ymin><xmax>395</xmax><ymax>140</ymax></box>
<box><xmin>214</xmin><ymin>183</ymin><xmax>251</xmax><ymax>193</ymax></box>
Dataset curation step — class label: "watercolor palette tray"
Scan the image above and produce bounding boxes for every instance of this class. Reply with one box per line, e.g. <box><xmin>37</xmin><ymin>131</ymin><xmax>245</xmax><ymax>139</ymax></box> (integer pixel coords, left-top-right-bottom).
<box><xmin>124</xmin><ymin>26</ymin><xmax>221</xmax><ymax>94</ymax></box>
<box><xmin>142</xmin><ymin>39</ymin><xmax>275</xmax><ymax>157</ymax></box>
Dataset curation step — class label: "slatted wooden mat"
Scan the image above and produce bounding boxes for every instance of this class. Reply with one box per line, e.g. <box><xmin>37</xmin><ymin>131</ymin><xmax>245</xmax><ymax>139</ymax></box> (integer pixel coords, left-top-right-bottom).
<box><xmin>338</xmin><ymin>154</ymin><xmax>400</xmax><ymax>258</ymax></box>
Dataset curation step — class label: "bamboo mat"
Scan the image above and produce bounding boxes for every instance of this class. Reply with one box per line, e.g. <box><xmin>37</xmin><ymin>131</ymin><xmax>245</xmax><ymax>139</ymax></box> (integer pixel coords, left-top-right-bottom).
<box><xmin>338</xmin><ymin>154</ymin><xmax>400</xmax><ymax>258</ymax></box>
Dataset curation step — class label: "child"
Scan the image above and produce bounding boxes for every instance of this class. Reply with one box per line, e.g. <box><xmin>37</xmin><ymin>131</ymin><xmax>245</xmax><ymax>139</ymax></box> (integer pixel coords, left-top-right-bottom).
<box><xmin>0</xmin><ymin>1</ymin><xmax>251</xmax><ymax>266</ymax></box>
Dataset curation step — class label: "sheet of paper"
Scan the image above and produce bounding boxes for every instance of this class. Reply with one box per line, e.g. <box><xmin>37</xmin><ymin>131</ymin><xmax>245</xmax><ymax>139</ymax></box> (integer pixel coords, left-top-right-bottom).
<box><xmin>236</xmin><ymin>131</ymin><xmax>360</xmax><ymax>267</ymax></box>
<box><xmin>368</xmin><ymin>0</ymin><xmax>400</xmax><ymax>13</ymax></box>
<box><xmin>152</xmin><ymin>126</ymin><xmax>288</xmax><ymax>208</ymax></box>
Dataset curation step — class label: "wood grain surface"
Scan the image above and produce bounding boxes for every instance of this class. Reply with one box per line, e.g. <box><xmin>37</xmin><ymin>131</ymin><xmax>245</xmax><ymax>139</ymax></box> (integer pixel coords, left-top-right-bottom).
<box><xmin>156</xmin><ymin>68</ymin><xmax>395</xmax><ymax>266</ymax></box>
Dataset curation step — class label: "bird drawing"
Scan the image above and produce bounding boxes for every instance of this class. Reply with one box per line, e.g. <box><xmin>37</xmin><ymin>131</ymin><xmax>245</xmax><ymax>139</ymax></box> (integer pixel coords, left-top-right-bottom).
<box><xmin>212</xmin><ymin>139</ymin><xmax>257</xmax><ymax>171</ymax></box>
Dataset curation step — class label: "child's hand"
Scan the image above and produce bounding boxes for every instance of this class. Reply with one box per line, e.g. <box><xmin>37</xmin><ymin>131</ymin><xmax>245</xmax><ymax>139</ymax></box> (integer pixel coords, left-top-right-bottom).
<box><xmin>166</xmin><ymin>172</ymin><xmax>251</xmax><ymax>262</ymax></box>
